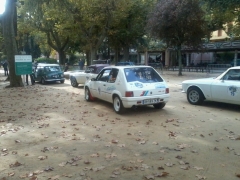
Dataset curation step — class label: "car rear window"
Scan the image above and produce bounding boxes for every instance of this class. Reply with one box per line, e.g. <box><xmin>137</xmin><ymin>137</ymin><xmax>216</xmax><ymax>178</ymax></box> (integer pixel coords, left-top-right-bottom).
<box><xmin>124</xmin><ymin>67</ymin><xmax>163</xmax><ymax>83</ymax></box>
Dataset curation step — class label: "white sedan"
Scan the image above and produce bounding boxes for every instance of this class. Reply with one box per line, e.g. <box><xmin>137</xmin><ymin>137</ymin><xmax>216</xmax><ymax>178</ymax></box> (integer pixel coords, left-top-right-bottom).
<box><xmin>69</xmin><ymin>64</ymin><xmax>109</xmax><ymax>87</ymax></box>
<box><xmin>84</xmin><ymin>66</ymin><xmax>170</xmax><ymax>114</ymax></box>
<box><xmin>182</xmin><ymin>66</ymin><xmax>240</xmax><ymax>105</ymax></box>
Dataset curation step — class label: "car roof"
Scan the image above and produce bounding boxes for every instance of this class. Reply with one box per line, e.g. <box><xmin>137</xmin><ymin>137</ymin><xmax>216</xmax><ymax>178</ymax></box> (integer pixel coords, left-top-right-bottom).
<box><xmin>229</xmin><ymin>66</ymin><xmax>240</xmax><ymax>70</ymax></box>
<box><xmin>104</xmin><ymin>65</ymin><xmax>152</xmax><ymax>69</ymax></box>
<box><xmin>89</xmin><ymin>64</ymin><xmax>109</xmax><ymax>67</ymax></box>
<box><xmin>37</xmin><ymin>63</ymin><xmax>60</xmax><ymax>67</ymax></box>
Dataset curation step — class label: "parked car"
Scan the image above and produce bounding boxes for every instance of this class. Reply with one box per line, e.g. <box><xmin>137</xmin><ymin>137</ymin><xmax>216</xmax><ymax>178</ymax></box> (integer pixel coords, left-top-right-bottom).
<box><xmin>84</xmin><ymin>66</ymin><xmax>170</xmax><ymax>114</ymax></box>
<box><xmin>182</xmin><ymin>66</ymin><xmax>240</xmax><ymax>105</ymax></box>
<box><xmin>64</xmin><ymin>69</ymin><xmax>83</xmax><ymax>79</ymax></box>
<box><xmin>115</xmin><ymin>61</ymin><xmax>135</xmax><ymax>66</ymax></box>
<box><xmin>33</xmin><ymin>63</ymin><xmax>65</xmax><ymax>84</ymax></box>
<box><xmin>230</xmin><ymin>59</ymin><xmax>240</xmax><ymax>66</ymax></box>
<box><xmin>69</xmin><ymin>64</ymin><xmax>109</xmax><ymax>87</ymax></box>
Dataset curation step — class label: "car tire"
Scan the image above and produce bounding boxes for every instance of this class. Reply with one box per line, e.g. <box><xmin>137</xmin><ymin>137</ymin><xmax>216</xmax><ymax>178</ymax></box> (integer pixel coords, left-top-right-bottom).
<box><xmin>113</xmin><ymin>95</ymin><xmax>125</xmax><ymax>114</ymax></box>
<box><xmin>153</xmin><ymin>102</ymin><xmax>166</xmax><ymax>109</ymax></box>
<box><xmin>70</xmin><ymin>77</ymin><xmax>78</xmax><ymax>87</ymax></box>
<box><xmin>41</xmin><ymin>78</ymin><xmax>46</xmax><ymax>84</ymax></box>
<box><xmin>60</xmin><ymin>80</ymin><xmax>65</xmax><ymax>83</ymax></box>
<box><xmin>187</xmin><ymin>87</ymin><xmax>204</xmax><ymax>105</ymax></box>
<box><xmin>85</xmin><ymin>87</ymin><xmax>94</xmax><ymax>101</ymax></box>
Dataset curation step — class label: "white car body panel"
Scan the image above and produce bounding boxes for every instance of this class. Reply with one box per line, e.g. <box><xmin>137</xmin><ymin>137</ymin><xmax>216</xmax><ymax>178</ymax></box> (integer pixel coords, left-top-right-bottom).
<box><xmin>182</xmin><ymin>67</ymin><xmax>240</xmax><ymax>105</ymax></box>
<box><xmin>85</xmin><ymin>66</ymin><xmax>170</xmax><ymax>109</ymax></box>
<box><xmin>69</xmin><ymin>64</ymin><xmax>109</xmax><ymax>86</ymax></box>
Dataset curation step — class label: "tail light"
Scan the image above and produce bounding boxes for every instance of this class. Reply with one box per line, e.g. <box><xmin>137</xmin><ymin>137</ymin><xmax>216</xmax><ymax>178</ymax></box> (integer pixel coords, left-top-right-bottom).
<box><xmin>125</xmin><ymin>91</ymin><xmax>134</xmax><ymax>97</ymax></box>
<box><xmin>165</xmin><ymin>88</ymin><xmax>169</xmax><ymax>94</ymax></box>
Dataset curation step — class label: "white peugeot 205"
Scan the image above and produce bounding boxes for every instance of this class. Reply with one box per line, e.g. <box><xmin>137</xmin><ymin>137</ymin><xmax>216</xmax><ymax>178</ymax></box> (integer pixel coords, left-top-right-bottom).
<box><xmin>84</xmin><ymin>66</ymin><xmax>170</xmax><ymax>114</ymax></box>
<box><xmin>182</xmin><ymin>66</ymin><xmax>240</xmax><ymax>105</ymax></box>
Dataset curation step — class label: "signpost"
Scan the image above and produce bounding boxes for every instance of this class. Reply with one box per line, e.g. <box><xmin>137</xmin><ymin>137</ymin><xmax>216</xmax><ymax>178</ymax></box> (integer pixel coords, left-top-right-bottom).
<box><xmin>15</xmin><ymin>55</ymin><xmax>32</xmax><ymax>75</ymax></box>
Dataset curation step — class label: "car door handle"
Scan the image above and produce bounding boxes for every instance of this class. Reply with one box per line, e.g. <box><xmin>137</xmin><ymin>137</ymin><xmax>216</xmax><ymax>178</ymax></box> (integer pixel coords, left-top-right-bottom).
<box><xmin>103</xmin><ymin>84</ymin><xmax>106</xmax><ymax>86</ymax></box>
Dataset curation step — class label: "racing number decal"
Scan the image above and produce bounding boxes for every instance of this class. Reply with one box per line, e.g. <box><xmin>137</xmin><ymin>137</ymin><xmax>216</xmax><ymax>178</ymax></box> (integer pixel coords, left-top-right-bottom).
<box><xmin>228</xmin><ymin>86</ymin><xmax>238</xmax><ymax>96</ymax></box>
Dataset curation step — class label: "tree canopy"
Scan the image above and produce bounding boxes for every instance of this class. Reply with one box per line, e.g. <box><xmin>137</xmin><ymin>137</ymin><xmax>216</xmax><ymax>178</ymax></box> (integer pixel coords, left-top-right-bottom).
<box><xmin>147</xmin><ymin>0</ymin><xmax>207</xmax><ymax>75</ymax></box>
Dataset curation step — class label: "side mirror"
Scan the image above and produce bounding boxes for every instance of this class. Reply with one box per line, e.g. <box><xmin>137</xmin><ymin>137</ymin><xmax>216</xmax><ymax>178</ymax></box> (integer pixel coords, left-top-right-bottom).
<box><xmin>91</xmin><ymin>78</ymin><xmax>96</xmax><ymax>81</ymax></box>
<box><xmin>85</xmin><ymin>70</ymin><xmax>91</xmax><ymax>73</ymax></box>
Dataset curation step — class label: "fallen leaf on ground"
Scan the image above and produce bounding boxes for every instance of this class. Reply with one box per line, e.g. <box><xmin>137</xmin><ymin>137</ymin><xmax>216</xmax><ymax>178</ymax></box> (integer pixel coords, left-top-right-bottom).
<box><xmin>111</xmin><ymin>139</ymin><xmax>119</xmax><ymax>144</ymax></box>
<box><xmin>154</xmin><ymin>172</ymin><xmax>169</xmax><ymax>177</ymax></box>
<box><xmin>145</xmin><ymin>175</ymin><xmax>155</xmax><ymax>179</ymax></box>
<box><xmin>196</xmin><ymin>175</ymin><xmax>206</xmax><ymax>179</ymax></box>
<box><xmin>194</xmin><ymin>166</ymin><xmax>204</xmax><ymax>170</ymax></box>
<box><xmin>165</xmin><ymin>162</ymin><xmax>174</xmax><ymax>167</ymax></box>
<box><xmin>38</xmin><ymin>156</ymin><xmax>48</xmax><ymax>160</ymax></box>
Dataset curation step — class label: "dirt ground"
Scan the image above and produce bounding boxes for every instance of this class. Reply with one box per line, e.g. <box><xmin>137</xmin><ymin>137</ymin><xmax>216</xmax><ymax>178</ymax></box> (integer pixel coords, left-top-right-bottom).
<box><xmin>0</xmin><ymin>69</ymin><xmax>240</xmax><ymax>180</ymax></box>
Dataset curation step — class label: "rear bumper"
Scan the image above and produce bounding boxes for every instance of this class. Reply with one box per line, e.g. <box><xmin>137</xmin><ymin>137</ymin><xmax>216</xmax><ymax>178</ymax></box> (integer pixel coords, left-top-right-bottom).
<box><xmin>121</xmin><ymin>94</ymin><xmax>170</xmax><ymax>108</ymax></box>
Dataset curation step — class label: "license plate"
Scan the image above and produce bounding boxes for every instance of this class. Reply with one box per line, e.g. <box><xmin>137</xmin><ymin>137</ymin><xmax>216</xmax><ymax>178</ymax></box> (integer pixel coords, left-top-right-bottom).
<box><xmin>143</xmin><ymin>98</ymin><xmax>160</xmax><ymax>104</ymax></box>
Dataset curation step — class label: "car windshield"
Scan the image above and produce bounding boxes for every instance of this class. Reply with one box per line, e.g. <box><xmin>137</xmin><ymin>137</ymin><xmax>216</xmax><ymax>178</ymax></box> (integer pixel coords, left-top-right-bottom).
<box><xmin>124</xmin><ymin>67</ymin><xmax>163</xmax><ymax>83</ymax></box>
<box><xmin>44</xmin><ymin>66</ymin><xmax>61</xmax><ymax>72</ymax></box>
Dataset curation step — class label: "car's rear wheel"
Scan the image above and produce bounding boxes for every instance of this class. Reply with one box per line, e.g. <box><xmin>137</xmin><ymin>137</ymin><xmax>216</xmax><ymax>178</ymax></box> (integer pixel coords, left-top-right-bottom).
<box><xmin>70</xmin><ymin>77</ymin><xmax>78</xmax><ymax>87</ymax></box>
<box><xmin>187</xmin><ymin>87</ymin><xmax>204</xmax><ymax>105</ymax></box>
<box><xmin>41</xmin><ymin>78</ymin><xmax>46</xmax><ymax>84</ymax></box>
<box><xmin>60</xmin><ymin>80</ymin><xmax>65</xmax><ymax>83</ymax></box>
<box><xmin>153</xmin><ymin>102</ymin><xmax>166</xmax><ymax>109</ymax></box>
<box><xmin>113</xmin><ymin>95</ymin><xmax>125</xmax><ymax>114</ymax></box>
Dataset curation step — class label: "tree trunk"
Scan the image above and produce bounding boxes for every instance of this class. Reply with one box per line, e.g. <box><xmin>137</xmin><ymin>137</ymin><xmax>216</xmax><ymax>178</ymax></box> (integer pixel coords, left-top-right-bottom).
<box><xmin>58</xmin><ymin>50</ymin><xmax>66</xmax><ymax>65</ymax></box>
<box><xmin>177</xmin><ymin>47</ymin><xmax>183</xmax><ymax>76</ymax></box>
<box><xmin>123</xmin><ymin>46</ymin><xmax>129</xmax><ymax>61</ymax></box>
<box><xmin>90</xmin><ymin>47</ymin><xmax>97</xmax><ymax>65</ymax></box>
<box><xmin>114</xmin><ymin>47</ymin><xmax>119</xmax><ymax>63</ymax></box>
<box><xmin>2</xmin><ymin>0</ymin><xmax>23</xmax><ymax>87</ymax></box>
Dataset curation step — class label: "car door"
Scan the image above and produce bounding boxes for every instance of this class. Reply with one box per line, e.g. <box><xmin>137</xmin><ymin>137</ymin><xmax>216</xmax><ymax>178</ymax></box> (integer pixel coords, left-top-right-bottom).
<box><xmin>104</xmin><ymin>68</ymin><xmax>119</xmax><ymax>102</ymax></box>
<box><xmin>90</xmin><ymin>69</ymin><xmax>111</xmax><ymax>100</ymax></box>
<box><xmin>211</xmin><ymin>69</ymin><xmax>240</xmax><ymax>104</ymax></box>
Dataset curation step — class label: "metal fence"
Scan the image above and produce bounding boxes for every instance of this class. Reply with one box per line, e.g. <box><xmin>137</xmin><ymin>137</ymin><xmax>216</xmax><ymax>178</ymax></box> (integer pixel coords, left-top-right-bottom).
<box><xmin>206</xmin><ymin>64</ymin><xmax>231</xmax><ymax>73</ymax></box>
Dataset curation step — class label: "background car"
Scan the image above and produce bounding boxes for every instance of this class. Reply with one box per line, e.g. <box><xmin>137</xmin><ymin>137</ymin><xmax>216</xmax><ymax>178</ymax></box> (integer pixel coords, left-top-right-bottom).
<box><xmin>84</xmin><ymin>66</ymin><xmax>170</xmax><ymax>114</ymax></box>
<box><xmin>115</xmin><ymin>61</ymin><xmax>135</xmax><ymax>66</ymax></box>
<box><xmin>33</xmin><ymin>63</ymin><xmax>65</xmax><ymax>84</ymax></box>
<box><xmin>69</xmin><ymin>64</ymin><xmax>109</xmax><ymax>87</ymax></box>
<box><xmin>182</xmin><ymin>67</ymin><xmax>240</xmax><ymax>105</ymax></box>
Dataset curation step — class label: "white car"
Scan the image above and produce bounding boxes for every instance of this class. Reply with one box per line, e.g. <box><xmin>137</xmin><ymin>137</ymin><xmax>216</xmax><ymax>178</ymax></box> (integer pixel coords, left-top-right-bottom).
<box><xmin>182</xmin><ymin>66</ymin><xmax>240</xmax><ymax>105</ymax></box>
<box><xmin>84</xmin><ymin>66</ymin><xmax>170</xmax><ymax>114</ymax></box>
<box><xmin>69</xmin><ymin>64</ymin><xmax>109</xmax><ymax>87</ymax></box>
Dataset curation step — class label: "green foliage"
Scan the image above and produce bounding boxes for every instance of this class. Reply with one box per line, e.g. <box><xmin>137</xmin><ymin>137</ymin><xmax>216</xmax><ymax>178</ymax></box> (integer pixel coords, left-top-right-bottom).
<box><xmin>35</xmin><ymin>57</ymin><xmax>58</xmax><ymax>64</ymax></box>
<box><xmin>147</xmin><ymin>0</ymin><xmax>206</xmax><ymax>48</ymax></box>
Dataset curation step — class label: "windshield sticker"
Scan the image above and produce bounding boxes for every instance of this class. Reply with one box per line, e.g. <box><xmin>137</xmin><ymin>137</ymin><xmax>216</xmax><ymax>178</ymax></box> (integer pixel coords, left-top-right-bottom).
<box><xmin>140</xmin><ymin>91</ymin><xmax>149</xmax><ymax>96</ymax></box>
<box><xmin>107</xmin><ymin>86</ymin><xmax>116</xmax><ymax>91</ymax></box>
<box><xmin>228</xmin><ymin>86</ymin><xmax>238</xmax><ymax>96</ymax></box>
<box><xmin>135</xmin><ymin>82</ymin><xmax>143</xmax><ymax>88</ymax></box>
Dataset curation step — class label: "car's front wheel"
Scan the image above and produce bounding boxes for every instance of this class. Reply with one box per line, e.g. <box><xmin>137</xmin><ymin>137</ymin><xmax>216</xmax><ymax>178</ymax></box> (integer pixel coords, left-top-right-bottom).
<box><xmin>70</xmin><ymin>77</ymin><xmax>78</xmax><ymax>87</ymax></box>
<box><xmin>41</xmin><ymin>78</ymin><xmax>46</xmax><ymax>84</ymax></box>
<box><xmin>153</xmin><ymin>102</ymin><xmax>166</xmax><ymax>109</ymax></box>
<box><xmin>113</xmin><ymin>95</ymin><xmax>125</xmax><ymax>114</ymax></box>
<box><xmin>187</xmin><ymin>87</ymin><xmax>204</xmax><ymax>105</ymax></box>
<box><xmin>60</xmin><ymin>80</ymin><xmax>65</xmax><ymax>83</ymax></box>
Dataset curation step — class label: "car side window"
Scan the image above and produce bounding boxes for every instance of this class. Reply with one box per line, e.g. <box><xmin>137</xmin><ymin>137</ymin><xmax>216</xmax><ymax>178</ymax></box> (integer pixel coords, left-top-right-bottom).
<box><xmin>223</xmin><ymin>69</ymin><xmax>240</xmax><ymax>81</ymax></box>
<box><xmin>108</xmin><ymin>69</ymin><xmax>119</xmax><ymax>83</ymax></box>
<box><xmin>96</xmin><ymin>69</ymin><xmax>111</xmax><ymax>82</ymax></box>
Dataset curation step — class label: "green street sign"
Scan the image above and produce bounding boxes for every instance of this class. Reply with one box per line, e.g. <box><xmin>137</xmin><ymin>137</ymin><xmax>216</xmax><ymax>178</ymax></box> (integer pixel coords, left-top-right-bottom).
<box><xmin>15</xmin><ymin>55</ymin><xmax>32</xmax><ymax>75</ymax></box>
